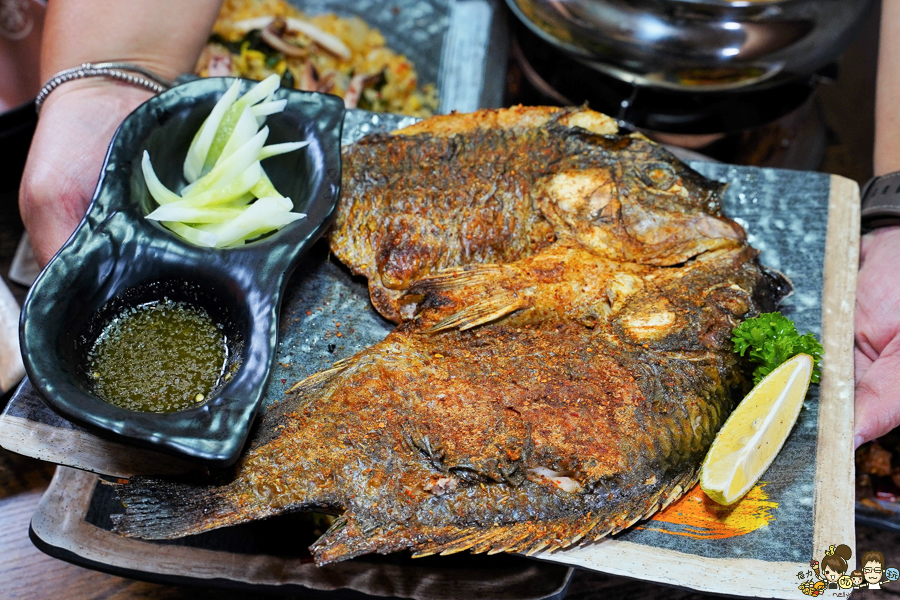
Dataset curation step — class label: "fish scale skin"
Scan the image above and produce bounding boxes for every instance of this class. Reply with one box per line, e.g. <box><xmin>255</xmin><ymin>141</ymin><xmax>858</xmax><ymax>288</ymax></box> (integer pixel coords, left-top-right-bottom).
<box><xmin>113</xmin><ymin>244</ymin><xmax>763</xmax><ymax>563</ymax></box>
<box><xmin>112</xmin><ymin>107</ymin><xmax>782</xmax><ymax>564</ymax></box>
<box><xmin>333</xmin><ymin>106</ymin><xmax>730</xmax><ymax>322</ymax></box>
<box><xmin>336</xmin><ymin>128</ymin><xmax>555</xmax><ymax>320</ymax></box>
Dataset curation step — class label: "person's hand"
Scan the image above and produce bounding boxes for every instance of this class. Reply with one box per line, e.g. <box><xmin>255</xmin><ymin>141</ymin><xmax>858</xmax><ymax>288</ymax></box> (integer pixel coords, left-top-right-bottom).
<box><xmin>18</xmin><ymin>79</ymin><xmax>154</xmax><ymax>267</ymax></box>
<box><xmin>854</xmin><ymin>225</ymin><xmax>900</xmax><ymax>447</ymax></box>
<box><xmin>17</xmin><ymin>0</ymin><xmax>222</xmax><ymax>266</ymax></box>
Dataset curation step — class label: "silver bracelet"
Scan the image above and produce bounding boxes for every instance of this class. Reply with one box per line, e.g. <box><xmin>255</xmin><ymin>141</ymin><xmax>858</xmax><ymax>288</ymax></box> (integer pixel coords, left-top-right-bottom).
<box><xmin>34</xmin><ymin>62</ymin><xmax>174</xmax><ymax>114</ymax></box>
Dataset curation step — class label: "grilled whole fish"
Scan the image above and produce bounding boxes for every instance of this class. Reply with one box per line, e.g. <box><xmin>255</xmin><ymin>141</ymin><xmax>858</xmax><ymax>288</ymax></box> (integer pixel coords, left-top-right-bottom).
<box><xmin>112</xmin><ymin>108</ymin><xmax>786</xmax><ymax>564</ymax></box>
<box><xmin>332</xmin><ymin>106</ymin><xmax>738</xmax><ymax>321</ymax></box>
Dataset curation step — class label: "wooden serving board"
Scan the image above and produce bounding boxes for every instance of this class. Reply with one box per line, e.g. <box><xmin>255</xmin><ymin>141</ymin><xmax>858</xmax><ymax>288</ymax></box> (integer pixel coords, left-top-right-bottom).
<box><xmin>0</xmin><ymin>111</ymin><xmax>859</xmax><ymax>599</ymax></box>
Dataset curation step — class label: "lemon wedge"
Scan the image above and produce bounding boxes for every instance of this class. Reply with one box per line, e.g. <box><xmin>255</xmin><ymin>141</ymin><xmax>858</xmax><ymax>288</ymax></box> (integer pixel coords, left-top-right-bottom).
<box><xmin>700</xmin><ymin>353</ymin><xmax>813</xmax><ymax>506</ymax></box>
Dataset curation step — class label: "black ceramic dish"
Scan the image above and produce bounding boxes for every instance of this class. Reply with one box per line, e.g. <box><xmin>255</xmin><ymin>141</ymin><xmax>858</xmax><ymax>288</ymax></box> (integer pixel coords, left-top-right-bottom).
<box><xmin>19</xmin><ymin>77</ymin><xmax>344</xmax><ymax>467</ymax></box>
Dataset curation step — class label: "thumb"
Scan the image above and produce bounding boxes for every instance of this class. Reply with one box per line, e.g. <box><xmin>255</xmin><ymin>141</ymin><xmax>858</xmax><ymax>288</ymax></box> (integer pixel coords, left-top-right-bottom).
<box><xmin>854</xmin><ymin>348</ymin><xmax>900</xmax><ymax>447</ymax></box>
<box><xmin>18</xmin><ymin>166</ymin><xmax>93</xmax><ymax>268</ymax></box>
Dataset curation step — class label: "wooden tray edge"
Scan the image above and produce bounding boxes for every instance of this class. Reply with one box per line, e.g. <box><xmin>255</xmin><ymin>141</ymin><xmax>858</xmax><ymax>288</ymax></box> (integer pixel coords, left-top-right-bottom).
<box><xmin>811</xmin><ymin>174</ymin><xmax>860</xmax><ymax>560</ymax></box>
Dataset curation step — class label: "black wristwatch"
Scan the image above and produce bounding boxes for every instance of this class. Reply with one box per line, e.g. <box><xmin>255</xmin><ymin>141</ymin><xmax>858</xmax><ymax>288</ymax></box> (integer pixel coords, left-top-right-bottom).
<box><xmin>861</xmin><ymin>172</ymin><xmax>900</xmax><ymax>230</ymax></box>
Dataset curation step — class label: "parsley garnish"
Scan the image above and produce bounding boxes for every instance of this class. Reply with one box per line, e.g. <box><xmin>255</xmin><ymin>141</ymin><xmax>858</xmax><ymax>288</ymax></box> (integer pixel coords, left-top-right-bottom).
<box><xmin>732</xmin><ymin>312</ymin><xmax>823</xmax><ymax>385</ymax></box>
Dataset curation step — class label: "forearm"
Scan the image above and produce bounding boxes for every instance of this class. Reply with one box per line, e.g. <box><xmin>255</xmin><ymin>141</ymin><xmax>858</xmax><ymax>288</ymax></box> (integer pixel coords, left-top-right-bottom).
<box><xmin>875</xmin><ymin>0</ymin><xmax>900</xmax><ymax>175</ymax></box>
<box><xmin>40</xmin><ymin>0</ymin><xmax>223</xmax><ymax>82</ymax></box>
<box><xmin>21</xmin><ymin>0</ymin><xmax>223</xmax><ymax>267</ymax></box>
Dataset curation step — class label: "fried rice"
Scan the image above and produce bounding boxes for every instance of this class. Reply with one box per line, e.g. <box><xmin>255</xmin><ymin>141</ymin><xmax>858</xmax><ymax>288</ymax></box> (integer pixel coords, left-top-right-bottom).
<box><xmin>197</xmin><ymin>0</ymin><xmax>438</xmax><ymax>117</ymax></box>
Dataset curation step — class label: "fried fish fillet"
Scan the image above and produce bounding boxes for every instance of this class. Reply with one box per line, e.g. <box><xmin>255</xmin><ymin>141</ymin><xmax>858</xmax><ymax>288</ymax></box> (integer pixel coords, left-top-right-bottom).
<box><xmin>112</xmin><ymin>107</ymin><xmax>785</xmax><ymax>564</ymax></box>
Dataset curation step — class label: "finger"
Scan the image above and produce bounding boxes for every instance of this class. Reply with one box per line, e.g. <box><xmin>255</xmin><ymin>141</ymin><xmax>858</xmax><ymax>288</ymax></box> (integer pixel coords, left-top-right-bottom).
<box><xmin>854</xmin><ymin>350</ymin><xmax>900</xmax><ymax>447</ymax></box>
<box><xmin>854</xmin><ymin>346</ymin><xmax>874</xmax><ymax>386</ymax></box>
<box><xmin>18</xmin><ymin>155</ymin><xmax>94</xmax><ymax>267</ymax></box>
<box><xmin>26</xmin><ymin>214</ymin><xmax>84</xmax><ymax>267</ymax></box>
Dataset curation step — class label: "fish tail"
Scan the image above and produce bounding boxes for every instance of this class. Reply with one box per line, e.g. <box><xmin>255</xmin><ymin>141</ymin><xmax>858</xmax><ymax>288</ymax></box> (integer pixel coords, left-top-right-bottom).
<box><xmin>110</xmin><ymin>476</ymin><xmax>259</xmax><ymax>539</ymax></box>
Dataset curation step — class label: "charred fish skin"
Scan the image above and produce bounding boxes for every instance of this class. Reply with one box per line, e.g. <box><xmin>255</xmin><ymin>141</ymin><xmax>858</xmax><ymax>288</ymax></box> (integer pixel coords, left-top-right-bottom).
<box><xmin>308</xmin><ymin>246</ymin><xmax>765</xmax><ymax>563</ymax></box>
<box><xmin>332</xmin><ymin>106</ymin><xmax>733</xmax><ymax>322</ymax></box>
<box><xmin>113</xmin><ymin>240</ymin><xmax>772</xmax><ymax>564</ymax></box>
<box><xmin>334</xmin><ymin>112</ymin><xmax>562</xmax><ymax>321</ymax></box>
<box><xmin>535</xmin><ymin>132</ymin><xmax>743</xmax><ymax>267</ymax></box>
<box><xmin>112</xmin><ymin>106</ymin><xmax>787</xmax><ymax>564</ymax></box>
<box><xmin>113</xmin><ymin>321</ymin><xmax>729</xmax><ymax>562</ymax></box>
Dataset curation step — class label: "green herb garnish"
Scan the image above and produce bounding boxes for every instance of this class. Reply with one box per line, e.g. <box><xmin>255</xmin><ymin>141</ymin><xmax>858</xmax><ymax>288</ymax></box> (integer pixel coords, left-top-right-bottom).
<box><xmin>732</xmin><ymin>312</ymin><xmax>823</xmax><ymax>385</ymax></box>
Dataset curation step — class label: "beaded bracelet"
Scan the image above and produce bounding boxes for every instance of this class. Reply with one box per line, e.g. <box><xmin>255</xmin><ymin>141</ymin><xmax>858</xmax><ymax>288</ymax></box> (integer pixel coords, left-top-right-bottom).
<box><xmin>34</xmin><ymin>62</ymin><xmax>174</xmax><ymax>114</ymax></box>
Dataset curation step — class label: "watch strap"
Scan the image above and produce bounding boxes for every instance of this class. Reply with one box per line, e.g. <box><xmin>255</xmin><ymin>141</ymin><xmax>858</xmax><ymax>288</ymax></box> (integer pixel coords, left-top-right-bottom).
<box><xmin>861</xmin><ymin>172</ymin><xmax>900</xmax><ymax>230</ymax></box>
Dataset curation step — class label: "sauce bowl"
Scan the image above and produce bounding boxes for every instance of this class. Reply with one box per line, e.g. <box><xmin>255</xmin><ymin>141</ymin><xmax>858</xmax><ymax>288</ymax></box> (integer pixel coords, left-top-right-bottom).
<box><xmin>19</xmin><ymin>77</ymin><xmax>344</xmax><ymax>467</ymax></box>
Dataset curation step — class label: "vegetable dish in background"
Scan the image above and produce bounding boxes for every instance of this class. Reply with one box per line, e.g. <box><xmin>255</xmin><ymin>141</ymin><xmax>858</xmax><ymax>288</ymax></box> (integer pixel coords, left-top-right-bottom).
<box><xmin>196</xmin><ymin>0</ymin><xmax>438</xmax><ymax>116</ymax></box>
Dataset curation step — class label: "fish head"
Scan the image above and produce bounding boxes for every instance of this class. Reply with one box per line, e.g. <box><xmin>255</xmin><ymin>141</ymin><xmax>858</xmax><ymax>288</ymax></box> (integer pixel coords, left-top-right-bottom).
<box><xmin>537</xmin><ymin>135</ymin><xmax>745</xmax><ymax>264</ymax></box>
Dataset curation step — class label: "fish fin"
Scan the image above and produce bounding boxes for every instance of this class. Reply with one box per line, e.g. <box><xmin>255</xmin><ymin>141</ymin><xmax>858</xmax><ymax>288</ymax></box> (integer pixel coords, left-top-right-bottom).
<box><xmin>416</xmin><ymin>515</ymin><xmax>623</xmax><ymax>558</ymax></box>
<box><xmin>410</xmin><ymin>264</ymin><xmax>511</xmax><ymax>292</ymax></box>
<box><xmin>658</xmin><ymin>469</ymin><xmax>701</xmax><ymax>510</ymax></box>
<box><xmin>426</xmin><ymin>296</ymin><xmax>530</xmax><ymax>333</ymax></box>
<box><xmin>311</xmin><ymin>516</ymin><xmax>412</xmax><ymax>565</ymax></box>
<box><xmin>408</xmin><ymin>264</ymin><xmax>532</xmax><ymax>332</ymax></box>
<box><xmin>310</xmin><ymin>482</ymin><xmax>695</xmax><ymax>565</ymax></box>
<box><xmin>286</xmin><ymin>357</ymin><xmax>355</xmax><ymax>395</ymax></box>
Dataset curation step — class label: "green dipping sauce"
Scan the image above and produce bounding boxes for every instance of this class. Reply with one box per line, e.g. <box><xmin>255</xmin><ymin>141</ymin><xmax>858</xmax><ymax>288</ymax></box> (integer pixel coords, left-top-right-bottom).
<box><xmin>87</xmin><ymin>299</ymin><xmax>227</xmax><ymax>413</ymax></box>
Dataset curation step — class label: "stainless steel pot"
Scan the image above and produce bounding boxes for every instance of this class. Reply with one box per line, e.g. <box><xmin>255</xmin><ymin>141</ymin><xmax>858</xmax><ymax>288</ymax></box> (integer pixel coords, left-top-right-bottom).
<box><xmin>506</xmin><ymin>0</ymin><xmax>875</xmax><ymax>92</ymax></box>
